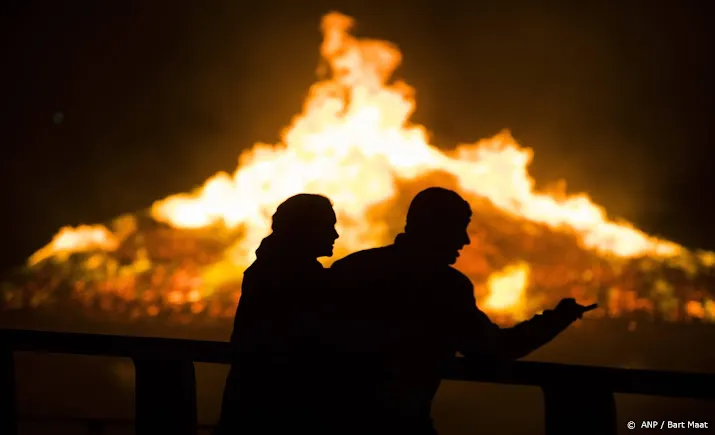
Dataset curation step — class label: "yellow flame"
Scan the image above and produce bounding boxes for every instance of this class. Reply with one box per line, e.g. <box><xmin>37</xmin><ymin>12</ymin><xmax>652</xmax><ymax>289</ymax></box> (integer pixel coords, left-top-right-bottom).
<box><xmin>147</xmin><ymin>12</ymin><xmax>683</xmax><ymax>265</ymax></box>
<box><xmin>23</xmin><ymin>12</ymin><xmax>713</xmax><ymax>322</ymax></box>
<box><xmin>28</xmin><ymin>225</ymin><xmax>119</xmax><ymax>267</ymax></box>
<box><xmin>483</xmin><ymin>262</ymin><xmax>531</xmax><ymax>317</ymax></box>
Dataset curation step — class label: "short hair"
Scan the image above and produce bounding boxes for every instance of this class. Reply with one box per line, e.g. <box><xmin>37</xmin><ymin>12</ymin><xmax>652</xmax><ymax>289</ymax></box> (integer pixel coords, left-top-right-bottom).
<box><xmin>271</xmin><ymin>193</ymin><xmax>333</xmax><ymax>235</ymax></box>
<box><xmin>405</xmin><ymin>187</ymin><xmax>472</xmax><ymax>233</ymax></box>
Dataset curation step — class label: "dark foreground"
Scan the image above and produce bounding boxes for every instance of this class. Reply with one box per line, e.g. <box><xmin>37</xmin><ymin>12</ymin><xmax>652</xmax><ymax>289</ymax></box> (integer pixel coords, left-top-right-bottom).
<box><xmin>3</xmin><ymin>312</ymin><xmax>715</xmax><ymax>435</ymax></box>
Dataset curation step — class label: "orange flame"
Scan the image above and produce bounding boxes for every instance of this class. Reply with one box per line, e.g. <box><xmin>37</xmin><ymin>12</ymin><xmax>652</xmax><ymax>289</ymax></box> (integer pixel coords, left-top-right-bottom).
<box><xmin>28</xmin><ymin>225</ymin><xmax>119</xmax><ymax>267</ymax></box>
<box><xmin>22</xmin><ymin>12</ymin><xmax>714</xmax><ymax>322</ymax></box>
<box><xmin>148</xmin><ymin>13</ymin><xmax>683</xmax><ymax>264</ymax></box>
<box><xmin>484</xmin><ymin>262</ymin><xmax>531</xmax><ymax>319</ymax></box>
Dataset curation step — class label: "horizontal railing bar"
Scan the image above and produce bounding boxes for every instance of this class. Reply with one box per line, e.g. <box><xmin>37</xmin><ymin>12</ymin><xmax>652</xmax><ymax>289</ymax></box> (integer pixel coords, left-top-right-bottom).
<box><xmin>3</xmin><ymin>328</ymin><xmax>715</xmax><ymax>400</ymax></box>
<box><xmin>1</xmin><ymin>328</ymin><xmax>232</xmax><ymax>363</ymax></box>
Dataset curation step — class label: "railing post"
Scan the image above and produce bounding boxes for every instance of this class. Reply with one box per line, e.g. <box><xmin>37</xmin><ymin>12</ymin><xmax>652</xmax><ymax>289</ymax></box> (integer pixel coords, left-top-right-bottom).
<box><xmin>133</xmin><ymin>358</ymin><xmax>198</xmax><ymax>435</ymax></box>
<box><xmin>542</xmin><ymin>384</ymin><xmax>617</xmax><ymax>435</ymax></box>
<box><xmin>0</xmin><ymin>346</ymin><xmax>18</xmax><ymax>435</ymax></box>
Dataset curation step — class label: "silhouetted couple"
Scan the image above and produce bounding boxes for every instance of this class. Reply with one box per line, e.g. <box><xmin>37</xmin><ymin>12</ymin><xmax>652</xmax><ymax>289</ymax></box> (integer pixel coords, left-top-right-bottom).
<box><xmin>214</xmin><ymin>188</ymin><xmax>596</xmax><ymax>435</ymax></box>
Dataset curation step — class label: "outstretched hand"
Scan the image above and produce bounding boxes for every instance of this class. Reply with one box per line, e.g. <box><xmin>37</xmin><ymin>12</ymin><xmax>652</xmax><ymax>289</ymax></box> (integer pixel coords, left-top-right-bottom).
<box><xmin>555</xmin><ymin>298</ymin><xmax>598</xmax><ymax>320</ymax></box>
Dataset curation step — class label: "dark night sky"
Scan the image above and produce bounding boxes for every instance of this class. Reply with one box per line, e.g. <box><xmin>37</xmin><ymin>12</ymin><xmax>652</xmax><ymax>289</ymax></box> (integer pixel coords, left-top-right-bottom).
<box><xmin>2</xmin><ymin>0</ymin><xmax>713</xmax><ymax>271</ymax></box>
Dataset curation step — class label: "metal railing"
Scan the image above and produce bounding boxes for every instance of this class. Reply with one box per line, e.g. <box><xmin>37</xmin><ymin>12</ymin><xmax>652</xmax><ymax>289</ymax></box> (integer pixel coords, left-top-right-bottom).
<box><xmin>2</xmin><ymin>328</ymin><xmax>714</xmax><ymax>435</ymax></box>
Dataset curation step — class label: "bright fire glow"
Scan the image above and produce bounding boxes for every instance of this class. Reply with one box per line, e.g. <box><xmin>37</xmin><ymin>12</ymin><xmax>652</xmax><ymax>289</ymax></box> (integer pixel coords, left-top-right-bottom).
<box><xmin>484</xmin><ymin>262</ymin><xmax>531</xmax><ymax>319</ymax></box>
<box><xmin>17</xmin><ymin>12</ymin><xmax>714</xmax><ymax>322</ymax></box>
<box><xmin>149</xmin><ymin>13</ymin><xmax>683</xmax><ymax>264</ymax></box>
<box><xmin>28</xmin><ymin>225</ymin><xmax>119</xmax><ymax>267</ymax></box>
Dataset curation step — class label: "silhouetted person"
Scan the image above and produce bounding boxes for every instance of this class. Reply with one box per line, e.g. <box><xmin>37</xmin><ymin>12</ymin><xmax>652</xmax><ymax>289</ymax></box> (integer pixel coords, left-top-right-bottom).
<box><xmin>329</xmin><ymin>187</ymin><xmax>596</xmax><ymax>435</ymax></box>
<box><xmin>215</xmin><ymin>193</ymin><xmax>339</xmax><ymax>435</ymax></box>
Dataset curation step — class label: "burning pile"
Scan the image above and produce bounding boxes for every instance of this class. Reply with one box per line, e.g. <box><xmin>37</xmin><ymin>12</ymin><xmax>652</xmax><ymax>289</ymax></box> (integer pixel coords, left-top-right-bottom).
<box><xmin>3</xmin><ymin>13</ymin><xmax>715</xmax><ymax>326</ymax></box>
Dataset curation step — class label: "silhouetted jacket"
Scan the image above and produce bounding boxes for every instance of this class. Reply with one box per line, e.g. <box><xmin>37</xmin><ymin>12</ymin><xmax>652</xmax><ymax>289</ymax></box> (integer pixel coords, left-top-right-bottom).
<box><xmin>329</xmin><ymin>233</ymin><xmax>578</xmax><ymax>433</ymax></box>
<box><xmin>230</xmin><ymin>235</ymin><xmax>327</xmax><ymax>352</ymax></box>
<box><xmin>216</xmin><ymin>234</ymin><xmax>333</xmax><ymax>434</ymax></box>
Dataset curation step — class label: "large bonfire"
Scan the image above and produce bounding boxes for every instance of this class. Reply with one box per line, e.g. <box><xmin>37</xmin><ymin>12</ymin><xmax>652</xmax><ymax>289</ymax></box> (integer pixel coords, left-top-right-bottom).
<box><xmin>3</xmin><ymin>13</ymin><xmax>715</xmax><ymax>326</ymax></box>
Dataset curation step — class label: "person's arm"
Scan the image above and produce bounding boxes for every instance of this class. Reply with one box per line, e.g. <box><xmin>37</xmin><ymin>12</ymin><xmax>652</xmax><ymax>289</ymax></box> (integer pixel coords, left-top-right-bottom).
<box><xmin>453</xmin><ymin>278</ymin><xmax>579</xmax><ymax>360</ymax></box>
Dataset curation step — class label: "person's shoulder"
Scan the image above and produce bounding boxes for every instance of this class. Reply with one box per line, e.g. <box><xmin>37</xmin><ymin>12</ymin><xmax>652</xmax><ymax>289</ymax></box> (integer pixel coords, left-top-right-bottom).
<box><xmin>444</xmin><ymin>266</ymin><xmax>474</xmax><ymax>292</ymax></box>
<box><xmin>332</xmin><ymin>246</ymin><xmax>393</xmax><ymax>268</ymax></box>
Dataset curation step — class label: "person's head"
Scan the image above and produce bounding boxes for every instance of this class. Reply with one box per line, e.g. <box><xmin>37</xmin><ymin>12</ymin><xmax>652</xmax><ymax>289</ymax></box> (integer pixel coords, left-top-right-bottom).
<box><xmin>271</xmin><ymin>193</ymin><xmax>339</xmax><ymax>258</ymax></box>
<box><xmin>403</xmin><ymin>187</ymin><xmax>472</xmax><ymax>265</ymax></box>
